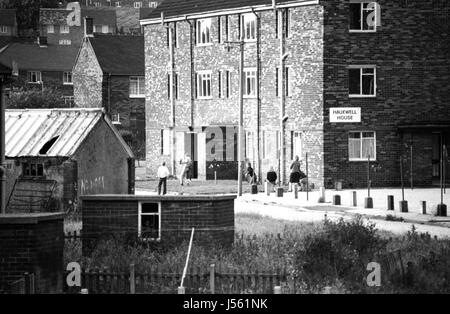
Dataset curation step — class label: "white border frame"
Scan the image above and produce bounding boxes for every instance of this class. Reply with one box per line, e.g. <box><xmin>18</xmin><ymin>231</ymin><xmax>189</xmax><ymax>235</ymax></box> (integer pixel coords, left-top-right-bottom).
<box><xmin>138</xmin><ymin>201</ymin><xmax>162</xmax><ymax>241</ymax></box>
<box><xmin>196</xmin><ymin>70</ymin><xmax>213</xmax><ymax>99</ymax></box>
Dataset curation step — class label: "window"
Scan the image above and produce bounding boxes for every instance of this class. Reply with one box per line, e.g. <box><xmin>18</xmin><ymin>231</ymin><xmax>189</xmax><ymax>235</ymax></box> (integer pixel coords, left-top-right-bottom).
<box><xmin>218</xmin><ymin>16</ymin><xmax>230</xmax><ymax>43</ymax></box>
<box><xmin>138</xmin><ymin>202</ymin><xmax>161</xmax><ymax>241</ymax></box>
<box><xmin>63</xmin><ymin>71</ymin><xmax>72</xmax><ymax>85</ymax></box>
<box><xmin>246</xmin><ymin>131</ymin><xmax>255</xmax><ymax>159</ymax></box>
<box><xmin>166</xmin><ymin>23</ymin><xmax>177</xmax><ymax>48</ymax></box>
<box><xmin>167</xmin><ymin>73</ymin><xmax>178</xmax><ymax>99</ymax></box>
<box><xmin>291</xmin><ymin>131</ymin><xmax>302</xmax><ymax>160</ymax></box>
<box><xmin>115</xmin><ymin>1</ymin><xmax>121</xmax><ymax>7</ymax></box>
<box><xmin>94</xmin><ymin>2</ymin><xmax>101</xmax><ymax>6</ymax></box>
<box><xmin>28</xmin><ymin>71</ymin><xmax>42</xmax><ymax>83</ymax></box>
<box><xmin>196</xmin><ymin>71</ymin><xmax>212</xmax><ymax>99</ymax></box>
<box><xmin>60</xmin><ymin>25</ymin><xmax>69</xmax><ymax>34</ymax></box>
<box><xmin>22</xmin><ymin>162</ymin><xmax>44</xmax><ymax>177</ymax></box>
<box><xmin>241</xmin><ymin>13</ymin><xmax>256</xmax><ymax>41</ymax></box>
<box><xmin>129</xmin><ymin>76</ymin><xmax>145</xmax><ymax>97</ymax></box>
<box><xmin>161</xmin><ymin>129</ymin><xmax>171</xmax><ymax>155</ymax></box>
<box><xmin>349</xmin><ymin>2</ymin><xmax>378</xmax><ymax>31</ymax></box>
<box><xmin>47</xmin><ymin>25</ymin><xmax>54</xmax><ymax>34</ymax></box>
<box><xmin>263</xmin><ymin>131</ymin><xmax>279</xmax><ymax>159</ymax></box>
<box><xmin>348</xmin><ymin>131</ymin><xmax>376</xmax><ymax>161</ymax></box>
<box><xmin>111</xmin><ymin>113</ymin><xmax>121</xmax><ymax>124</ymax></box>
<box><xmin>102</xmin><ymin>25</ymin><xmax>109</xmax><ymax>33</ymax></box>
<box><xmin>196</xmin><ymin>18</ymin><xmax>211</xmax><ymax>45</ymax></box>
<box><xmin>63</xmin><ymin>96</ymin><xmax>75</xmax><ymax>107</ymax></box>
<box><xmin>275</xmin><ymin>9</ymin><xmax>291</xmax><ymax>38</ymax></box>
<box><xmin>134</xmin><ymin>1</ymin><xmax>142</xmax><ymax>8</ymax></box>
<box><xmin>94</xmin><ymin>24</ymin><xmax>102</xmax><ymax>33</ymax></box>
<box><xmin>276</xmin><ymin>66</ymin><xmax>292</xmax><ymax>97</ymax></box>
<box><xmin>349</xmin><ymin>66</ymin><xmax>376</xmax><ymax>97</ymax></box>
<box><xmin>59</xmin><ymin>39</ymin><xmax>71</xmax><ymax>45</ymax></box>
<box><xmin>244</xmin><ymin>68</ymin><xmax>257</xmax><ymax>97</ymax></box>
<box><xmin>0</xmin><ymin>26</ymin><xmax>8</xmax><ymax>33</ymax></box>
<box><xmin>218</xmin><ymin>70</ymin><xmax>230</xmax><ymax>98</ymax></box>
<box><xmin>149</xmin><ymin>1</ymin><xmax>158</xmax><ymax>8</ymax></box>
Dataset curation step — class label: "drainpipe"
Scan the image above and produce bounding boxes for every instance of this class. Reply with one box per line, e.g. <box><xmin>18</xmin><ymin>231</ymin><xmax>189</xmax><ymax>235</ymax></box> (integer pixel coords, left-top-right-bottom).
<box><xmin>107</xmin><ymin>72</ymin><xmax>111</xmax><ymax>115</ymax></box>
<box><xmin>162</xmin><ymin>13</ymin><xmax>176</xmax><ymax>175</ymax></box>
<box><xmin>185</xmin><ymin>16</ymin><xmax>194</xmax><ymax>129</ymax></box>
<box><xmin>0</xmin><ymin>76</ymin><xmax>6</xmax><ymax>214</ymax></box>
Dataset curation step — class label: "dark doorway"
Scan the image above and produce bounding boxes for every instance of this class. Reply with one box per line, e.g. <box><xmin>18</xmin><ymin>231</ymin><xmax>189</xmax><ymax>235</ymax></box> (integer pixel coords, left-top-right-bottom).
<box><xmin>432</xmin><ymin>132</ymin><xmax>442</xmax><ymax>180</ymax></box>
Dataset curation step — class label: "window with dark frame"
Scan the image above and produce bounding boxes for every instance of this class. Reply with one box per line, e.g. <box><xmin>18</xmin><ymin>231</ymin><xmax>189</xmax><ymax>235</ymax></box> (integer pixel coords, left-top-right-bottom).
<box><xmin>349</xmin><ymin>2</ymin><xmax>377</xmax><ymax>31</ymax></box>
<box><xmin>22</xmin><ymin>162</ymin><xmax>44</xmax><ymax>177</ymax></box>
<box><xmin>139</xmin><ymin>202</ymin><xmax>160</xmax><ymax>241</ymax></box>
<box><xmin>196</xmin><ymin>18</ymin><xmax>212</xmax><ymax>45</ymax></box>
<box><xmin>349</xmin><ymin>67</ymin><xmax>376</xmax><ymax>96</ymax></box>
<box><xmin>196</xmin><ymin>71</ymin><xmax>212</xmax><ymax>98</ymax></box>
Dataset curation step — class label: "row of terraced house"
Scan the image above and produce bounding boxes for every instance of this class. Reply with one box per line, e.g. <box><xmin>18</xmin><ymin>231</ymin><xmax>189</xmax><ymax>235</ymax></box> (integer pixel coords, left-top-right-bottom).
<box><xmin>142</xmin><ymin>0</ymin><xmax>450</xmax><ymax>188</ymax></box>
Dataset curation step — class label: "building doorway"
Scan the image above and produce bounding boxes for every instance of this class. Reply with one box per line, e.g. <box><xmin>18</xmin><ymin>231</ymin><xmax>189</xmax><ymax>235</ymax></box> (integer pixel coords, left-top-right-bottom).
<box><xmin>432</xmin><ymin>132</ymin><xmax>442</xmax><ymax>181</ymax></box>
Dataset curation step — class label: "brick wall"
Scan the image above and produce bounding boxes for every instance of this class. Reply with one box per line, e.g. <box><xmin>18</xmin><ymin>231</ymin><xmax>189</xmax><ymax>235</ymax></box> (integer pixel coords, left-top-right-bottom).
<box><xmin>322</xmin><ymin>0</ymin><xmax>450</xmax><ymax>188</ymax></box>
<box><xmin>81</xmin><ymin>195</ymin><xmax>235</xmax><ymax>255</ymax></box>
<box><xmin>0</xmin><ymin>213</ymin><xmax>64</xmax><ymax>294</ymax></box>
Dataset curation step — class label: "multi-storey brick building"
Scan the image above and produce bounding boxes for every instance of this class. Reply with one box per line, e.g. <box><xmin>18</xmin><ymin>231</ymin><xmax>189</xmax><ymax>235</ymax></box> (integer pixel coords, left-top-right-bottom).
<box><xmin>40</xmin><ymin>4</ymin><xmax>117</xmax><ymax>46</ymax></box>
<box><xmin>84</xmin><ymin>0</ymin><xmax>159</xmax><ymax>9</ymax></box>
<box><xmin>0</xmin><ymin>9</ymin><xmax>17</xmax><ymax>37</ymax></box>
<box><xmin>73</xmin><ymin>33</ymin><xmax>146</xmax><ymax>159</ymax></box>
<box><xmin>142</xmin><ymin>0</ymin><xmax>450</xmax><ymax>188</ymax></box>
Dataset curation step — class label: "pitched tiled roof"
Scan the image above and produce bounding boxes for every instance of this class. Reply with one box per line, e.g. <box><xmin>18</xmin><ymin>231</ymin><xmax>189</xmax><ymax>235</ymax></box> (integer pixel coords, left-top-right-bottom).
<box><xmin>142</xmin><ymin>0</ymin><xmax>304</xmax><ymax>20</ymax></box>
<box><xmin>5</xmin><ymin>108</ymin><xmax>133</xmax><ymax>158</ymax></box>
<box><xmin>0</xmin><ymin>43</ymin><xmax>79</xmax><ymax>72</ymax></box>
<box><xmin>82</xmin><ymin>8</ymin><xmax>117</xmax><ymax>27</ymax></box>
<box><xmin>89</xmin><ymin>35</ymin><xmax>144</xmax><ymax>75</ymax></box>
<box><xmin>0</xmin><ymin>9</ymin><xmax>16</xmax><ymax>26</ymax></box>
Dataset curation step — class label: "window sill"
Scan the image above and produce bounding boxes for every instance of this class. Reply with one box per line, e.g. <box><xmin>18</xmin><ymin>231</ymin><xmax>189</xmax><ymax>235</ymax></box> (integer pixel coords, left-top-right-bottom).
<box><xmin>196</xmin><ymin>43</ymin><xmax>213</xmax><ymax>47</ymax></box>
<box><xmin>349</xmin><ymin>94</ymin><xmax>376</xmax><ymax>98</ymax></box>
<box><xmin>243</xmin><ymin>39</ymin><xmax>257</xmax><ymax>43</ymax></box>
<box><xmin>349</xmin><ymin>29</ymin><xmax>377</xmax><ymax>33</ymax></box>
<box><xmin>63</xmin><ymin>83</ymin><xmax>73</xmax><ymax>86</ymax></box>
<box><xmin>197</xmin><ymin>97</ymin><xmax>213</xmax><ymax>100</ymax></box>
<box><xmin>349</xmin><ymin>158</ymin><xmax>377</xmax><ymax>162</ymax></box>
<box><xmin>112</xmin><ymin>121</ymin><xmax>121</xmax><ymax>125</ymax></box>
<box><xmin>243</xmin><ymin>95</ymin><xmax>257</xmax><ymax>99</ymax></box>
<box><xmin>130</xmin><ymin>95</ymin><xmax>145</xmax><ymax>99</ymax></box>
<box><xmin>27</xmin><ymin>82</ymin><xmax>42</xmax><ymax>84</ymax></box>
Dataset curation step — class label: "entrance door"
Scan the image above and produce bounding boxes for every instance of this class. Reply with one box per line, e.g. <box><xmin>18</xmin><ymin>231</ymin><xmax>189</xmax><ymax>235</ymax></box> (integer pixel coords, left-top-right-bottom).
<box><xmin>432</xmin><ymin>133</ymin><xmax>442</xmax><ymax>179</ymax></box>
<box><xmin>184</xmin><ymin>133</ymin><xmax>198</xmax><ymax>179</ymax></box>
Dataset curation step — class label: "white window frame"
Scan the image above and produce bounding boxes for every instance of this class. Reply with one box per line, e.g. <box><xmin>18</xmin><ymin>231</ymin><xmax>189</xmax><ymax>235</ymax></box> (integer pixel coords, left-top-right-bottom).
<box><xmin>196</xmin><ymin>18</ymin><xmax>212</xmax><ymax>46</ymax></box>
<box><xmin>129</xmin><ymin>76</ymin><xmax>145</xmax><ymax>98</ymax></box>
<box><xmin>0</xmin><ymin>26</ymin><xmax>8</xmax><ymax>33</ymax></box>
<box><xmin>292</xmin><ymin>131</ymin><xmax>302</xmax><ymax>160</ymax></box>
<box><xmin>63</xmin><ymin>71</ymin><xmax>72</xmax><ymax>85</ymax></box>
<box><xmin>149</xmin><ymin>1</ymin><xmax>158</xmax><ymax>8</ymax></box>
<box><xmin>63</xmin><ymin>96</ymin><xmax>75</xmax><ymax>107</ymax></box>
<box><xmin>115</xmin><ymin>1</ymin><xmax>121</xmax><ymax>7</ymax></box>
<box><xmin>111</xmin><ymin>113</ymin><xmax>121</xmax><ymax>125</ymax></box>
<box><xmin>196</xmin><ymin>71</ymin><xmax>212</xmax><ymax>99</ymax></box>
<box><xmin>138</xmin><ymin>202</ymin><xmax>161</xmax><ymax>241</ymax></box>
<box><xmin>161</xmin><ymin>129</ymin><xmax>171</xmax><ymax>156</ymax></box>
<box><xmin>348</xmin><ymin>131</ymin><xmax>377</xmax><ymax>161</ymax></box>
<box><xmin>134</xmin><ymin>1</ymin><xmax>142</xmax><ymax>8</ymax></box>
<box><xmin>241</xmin><ymin>13</ymin><xmax>257</xmax><ymax>42</ymax></box>
<box><xmin>60</xmin><ymin>25</ymin><xmax>70</xmax><ymax>34</ymax></box>
<box><xmin>47</xmin><ymin>25</ymin><xmax>54</xmax><ymax>34</ymax></box>
<box><xmin>348</xmin><ymin>65</ymin><xmax>376</xmax><ymax>98</ymax></box>
<box><xmin>349</xmin><ymin>2</ymin><xmax>378</xmax><ymax>33</ymax></box>
<box><xmin>59</xmin><ymin>39</ymin><xmax>71</xmax><ymax>45</ymax></box>
<box><xmin>243</xmin><ymin>68</ymin><xmax>257</xmax><ymax>98</ymax></box>
<box><xmin>28</xmin><ymin>71</ymin><xmax>42</xmax><ymax>84</ymax></box>
<box><xmin>219</xmin><ymin>16</ymin><xmax>230</xmax><ymax>44</ymax></box>
<box><xmin>102</xmin><ymin>25</ymin><xmax>109</xmax><ymax>33</ymax></box>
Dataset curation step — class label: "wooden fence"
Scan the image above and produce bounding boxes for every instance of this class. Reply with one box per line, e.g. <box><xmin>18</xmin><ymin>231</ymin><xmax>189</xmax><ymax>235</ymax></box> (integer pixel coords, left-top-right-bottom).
<box><xmin>65</xmin><ymin>263</ymin><xmax>290</xmax><ymax>294</ymax></box>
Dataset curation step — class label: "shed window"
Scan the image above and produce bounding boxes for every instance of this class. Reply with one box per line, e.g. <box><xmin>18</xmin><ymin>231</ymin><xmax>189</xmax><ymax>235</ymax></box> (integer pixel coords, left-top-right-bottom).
<box><xmin>22</xmin><ymin>162</ymin><xmax>44</xmax><ymax>177</ymax></box>
<box><xmin>138</xmin><ymin>202</ymin><xmax>161</xmax><ymax>241</ymax></box>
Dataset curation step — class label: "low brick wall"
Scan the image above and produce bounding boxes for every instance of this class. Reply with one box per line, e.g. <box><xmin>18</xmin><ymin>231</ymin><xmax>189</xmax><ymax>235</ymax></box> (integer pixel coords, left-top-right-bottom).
<box><xmin>0</xmin><ymin>213</ymin><xmax>65</xmax><ymax>293</ymax></box>
<box><xmin>81</xmin><ymin>194</ymin><xmax>236</xmax><ymax>255</ymax></box>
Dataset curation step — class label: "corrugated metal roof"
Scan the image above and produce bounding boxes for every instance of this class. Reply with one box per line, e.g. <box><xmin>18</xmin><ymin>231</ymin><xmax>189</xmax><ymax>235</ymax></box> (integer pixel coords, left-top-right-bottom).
<box><xmin>5</xmin><ymin>108</ymin><xmax>103</xmax><ymax>158</ymax></box>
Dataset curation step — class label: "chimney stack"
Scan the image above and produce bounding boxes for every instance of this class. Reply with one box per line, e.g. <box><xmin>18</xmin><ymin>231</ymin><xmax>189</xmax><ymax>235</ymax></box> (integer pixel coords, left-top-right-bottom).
<box><xmin>84</xmin><ymin>16</ymin><xmax>93</xmax><ymax>37</ymax></box>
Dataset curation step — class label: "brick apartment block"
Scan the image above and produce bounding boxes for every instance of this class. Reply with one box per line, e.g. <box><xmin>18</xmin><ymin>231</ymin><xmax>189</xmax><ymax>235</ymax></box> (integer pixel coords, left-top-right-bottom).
<box><xmin>142</xmin><ymin>0</ymin><xmax>450</xmax><ymax>188</ymax></box>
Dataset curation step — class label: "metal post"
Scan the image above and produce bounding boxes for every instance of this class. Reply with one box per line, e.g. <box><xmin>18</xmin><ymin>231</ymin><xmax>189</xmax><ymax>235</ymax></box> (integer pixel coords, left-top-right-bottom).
<box><xmin>441</xmin><ymin>142</ymin><xmax>444</xmax><ymax>205</ymax></box>
<box><xmin>367</xmin><ymin>155</ymin><xmax>371</xmax><ymax>198</ymax></box>
<box><xmin>306</xmin><ymin>152</ymin><xmax>309</xmax><ymax>201</ymax></box>
<box><xmin>237</xmin><ymin>39</ymin><xmax>244</xmax><ymax>196</ymax></box>
<box><xmin>400</xmin><ymin>156</ymin><xmax>405</xmax><ymax>201</ymax></box>
<box><xmin>0</xmin><ymin>77</ymin><xmax>6</xmax><ymax>214</ymax></box>
<box><xmin>410</xmin><ymin>144</ymin><xmax>413</xmax><ymax>190</ymax></box>
<box><xmin>210</xmin><ymin>264</ymin><xmax>215</xmax><ymax>294</ymax></box>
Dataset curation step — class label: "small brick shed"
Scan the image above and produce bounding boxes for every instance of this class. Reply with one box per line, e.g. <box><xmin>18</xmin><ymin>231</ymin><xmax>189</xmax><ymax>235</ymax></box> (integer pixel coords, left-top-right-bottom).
<box><xmin>0</xmin><ymin>213</ymin><xmax>65</xmax><ymax>293</ymax></box>
<box><xmin>81</xmin><ymin>194</ymin><xmax>236</xmax><ymax>255</ymax></box>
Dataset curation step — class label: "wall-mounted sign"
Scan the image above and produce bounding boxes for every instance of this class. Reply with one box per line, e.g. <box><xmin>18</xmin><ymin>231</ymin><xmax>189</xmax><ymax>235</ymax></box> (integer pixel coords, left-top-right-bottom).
<box><xmin>330</xmin><ymin>107</ymin><xmax>361</xmax><ymax>123</ymax></box>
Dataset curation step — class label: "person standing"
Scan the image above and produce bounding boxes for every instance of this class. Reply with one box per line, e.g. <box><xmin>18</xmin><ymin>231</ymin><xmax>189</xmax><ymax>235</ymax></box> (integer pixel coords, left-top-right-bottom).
<box><xmin>245</xmin><ymin>162</ymin><xmax>256</xmax><ymax>184</ymax></box>
<box><xmin>266</xmin><ymin>166</ymin><xmax>277</xmax><ymax>192</ymax></box>
<box><xmin>179</xmin><ymin>153</ymin><xmax>191</xmax><ymax>186</ymax></box>
<box><xmin>289</xmin><ymin>155</ymin><xmax>302</xmax><ymax>191</ymax></box>
<box><xmin>157</xmin><ymin>162</ymin><xmax>170</xmax><ymax>195</ymax></box>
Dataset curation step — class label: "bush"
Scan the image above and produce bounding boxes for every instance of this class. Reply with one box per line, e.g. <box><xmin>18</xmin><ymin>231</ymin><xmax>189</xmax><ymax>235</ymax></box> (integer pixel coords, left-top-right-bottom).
<box><xmin>292</xmin><ymin>216</ymin><xmax>387</xmax><ymax>292</ymax></box>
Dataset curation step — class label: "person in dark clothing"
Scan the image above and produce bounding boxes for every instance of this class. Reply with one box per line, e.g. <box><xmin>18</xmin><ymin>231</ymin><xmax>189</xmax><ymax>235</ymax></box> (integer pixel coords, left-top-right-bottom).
<box><xmin>267</xmin><ymin>166</ymin><xmax>277</xmax><ymax>185</ymax></box>
<box><xmin>246</xmin><ymin>163</ymin><xmax>256</xmax><ymax>184</ymax></box>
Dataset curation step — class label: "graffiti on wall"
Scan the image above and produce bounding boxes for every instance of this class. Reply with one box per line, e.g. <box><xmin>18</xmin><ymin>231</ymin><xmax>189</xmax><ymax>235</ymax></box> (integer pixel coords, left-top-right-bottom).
<box><xmin>80</xmin><ymin>176</ymin><xmax>105</xmax><ymax>194</ymax></box>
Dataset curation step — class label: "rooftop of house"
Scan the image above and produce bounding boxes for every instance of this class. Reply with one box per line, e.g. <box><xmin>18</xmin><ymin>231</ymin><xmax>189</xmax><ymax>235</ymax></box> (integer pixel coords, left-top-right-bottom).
<box><xmin>141</xmin><ymin>0</ymin><xmax>305</xmax><ymax>21</ymax></box>
<box><xmin>0</xmin><ymin>9</ymin><xmax>16</xmax><ymax>26</ymax></box>
<box><xmin>88</xmin><ymin>34</ymin><xmax>144</xmax><ymax>75</ymax></box>
<box><xmin>5</xmin><ymin>108</ymin><xmax>133</xmax><ymax>158</ymax></box>
<box><xmin>0</xmin><ymin>42</ymin><xmax>79</xmax><ymax>72</ymax></box>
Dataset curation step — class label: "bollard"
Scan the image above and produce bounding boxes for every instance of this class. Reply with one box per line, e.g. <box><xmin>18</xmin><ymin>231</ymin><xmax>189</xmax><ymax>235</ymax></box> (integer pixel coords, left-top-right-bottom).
<box><xmin>365</xmin><ymin>197</ymin><xmax>373</xmax><ymax>209</ymax></box>
<box><xmin>277</xmin><ymin>187</ymin><xmax>284</xmax><ymax>197</ymax></box>
<box><xmin>265</xmin><ymin>182</ymin><xmax>270</xmax><ymax>196</ymax></box>
<box><xmin>399</xmin><ymin>200</ymin><xmax>408</xmax><ymax>213</ymax></box>
<box><xmin>251</xmin><ymin>184</ymin><xmax>258</xmax><ymax>195</ymax></box>
<box><xmin>421</xmin><ymin>201</ymin><xmax>427</xmax><ymax>215</ymax></box>
<box><xmin>437</xmin><ymin>203</ymin><xmax>447</xmax><ymax>217</ymax></box>
<box><xmin>320</xmin><ymin>187</ymin><xmax>326</xmax><ymax>202</ymax></box>
<box><xmin>333</xmin><ymin>195</ymin><xmax>341</xmax><ymax>205</ymax></box>
<box><xmin>178</xmin><ymin>286</ymin><xmax>185</xmax><ymax>294</ymax></box>
<box><xmin>387</xmin><ymin>195</ymin><xmax>394</xmax><ymax>211</ymax></box>
<box><xmin>80</xmin><ymin>289</ymin><xmax>89</xmax><ymax>294</ymax></box>
<box><xmin>294</xmin><ymin>184</ymin><xmax>298</xmax><ymax>199</ymax></box>
<box><xmin>352</xmin><ymin>191</ymin><xmax>357</xmax><ymax>207</ymax></box>
<box><xmin>274</xmin><ymin>286</ymin><xmax>282</xmax><ymax>294</ymax></box>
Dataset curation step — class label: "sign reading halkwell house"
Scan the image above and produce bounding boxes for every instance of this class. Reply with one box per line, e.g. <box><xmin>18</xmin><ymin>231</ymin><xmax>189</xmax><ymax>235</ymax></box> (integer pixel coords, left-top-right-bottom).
<box><xmin>329</xmin><ymin>108</ymin><xmax>361</xmax><ymax>123</ymax></box>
